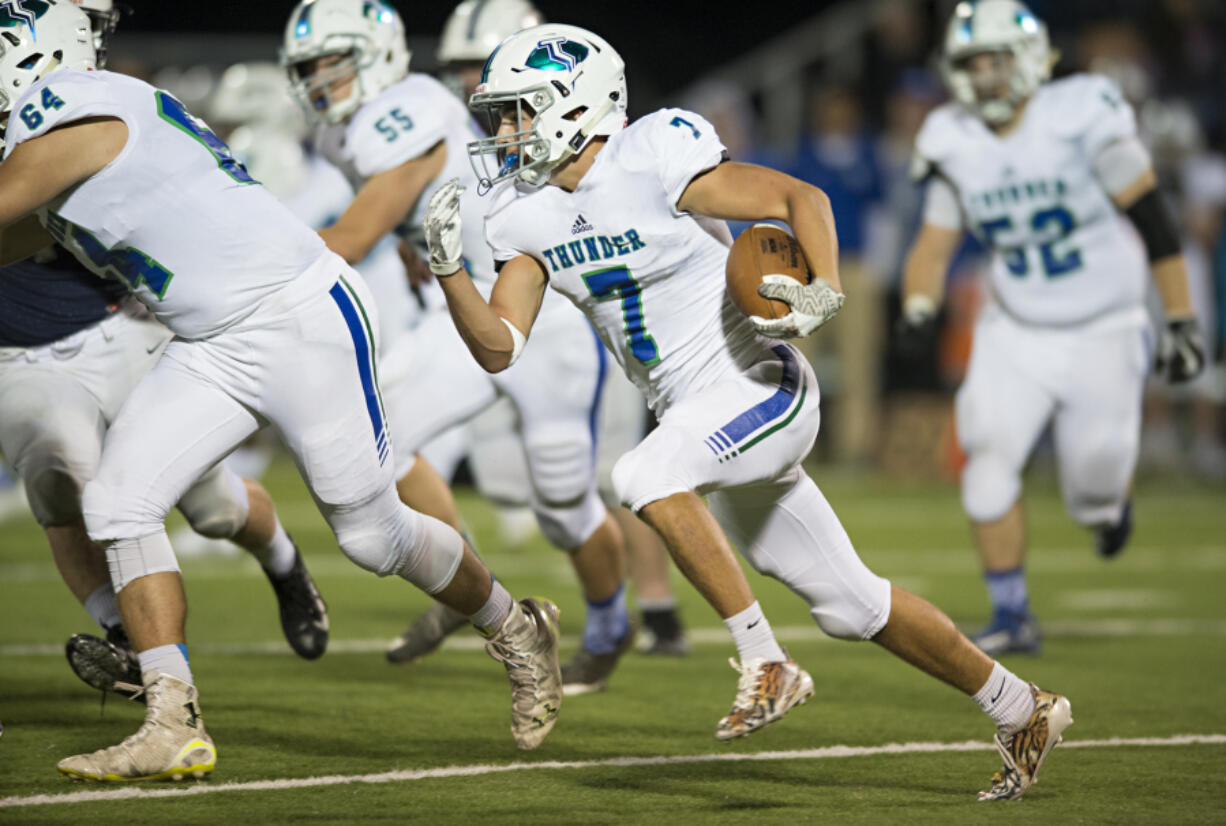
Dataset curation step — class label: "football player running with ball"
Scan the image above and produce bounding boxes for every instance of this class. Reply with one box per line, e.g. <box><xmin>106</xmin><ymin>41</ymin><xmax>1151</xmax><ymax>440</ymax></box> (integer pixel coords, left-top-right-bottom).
<box><xmin>282</xmin><ymin>0</ymin><xmax>636</xmax><ymax>693</ymax></box>
<box><xmin>0</xmin><ymin>2</ymin><xmax>562</xmax><ymax>781</ymax></box>
<box><xmin>425</xmin><ymin>22</ymin><xmax>1072</xmax><ymax>801</ymax></box>
<box><xmin>900</xmin><ymin>1</ymin><xmax>1204</xmax><ymax>655</ymax></box>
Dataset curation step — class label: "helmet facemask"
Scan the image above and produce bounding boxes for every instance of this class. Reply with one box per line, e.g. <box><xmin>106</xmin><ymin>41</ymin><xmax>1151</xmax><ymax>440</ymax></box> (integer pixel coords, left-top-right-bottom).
<box><xmin>941</xmin><ymin>0</ymin><xmax>1051</xmax><ymax>127</ymax></box>
<box><xmin>286</xmin><ymin>49</ymin><xmax>364</xmax><ymax>125</ymax></box>
<box><xmin>947</xmin><ymin>48</ymin><xmax>1027</xmax><ymax>125</ymax></box>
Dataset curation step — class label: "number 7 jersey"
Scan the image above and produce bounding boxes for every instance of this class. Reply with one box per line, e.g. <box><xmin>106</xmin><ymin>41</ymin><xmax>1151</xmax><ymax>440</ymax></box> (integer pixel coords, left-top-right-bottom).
<box><xmin>915</xmin><ymin>73</ymin><xmax>1147</xmax><ymax>326</ymax></box>
<box><xmin>4</xmin><ymin>69</ymin><xmax>326</xmax><ymax>339</ymax></box>
<box><xmin>483</xmin><ymin>108</ymin><xmax>770</xmax><ymax>414</ymax></box>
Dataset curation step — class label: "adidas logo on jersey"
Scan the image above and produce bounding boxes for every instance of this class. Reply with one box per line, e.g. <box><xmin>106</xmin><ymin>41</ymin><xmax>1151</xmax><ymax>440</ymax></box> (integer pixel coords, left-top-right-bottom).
<box><xmin>571</xmin><ymin>214</ymin><xmax>594</xmax><ymax>235</ymax></box>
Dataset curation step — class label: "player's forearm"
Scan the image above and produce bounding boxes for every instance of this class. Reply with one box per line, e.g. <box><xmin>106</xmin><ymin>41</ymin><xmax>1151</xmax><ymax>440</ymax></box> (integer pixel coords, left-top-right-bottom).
<box><xmin>786</xmin><ymin>185</ymin><xmax>841</xmax><ymax>293</ymax></box>
<box><xmin>902</xmin><ymin>226</ymin><xmax>959</xmax><ymax>310</ymax></box>
<box><xmin>318</xmin><ymin>224</ymin><xmax>379</xmax><ymax>266</ymax></box>
<box><xmin>437</xmin><ymin>269</ymin><xmax>517</xmax><ymax>372</ymax></box>
<box><xmin>1150</xmin><ymin>254</ymin><xmax>1195</xmax><ymax>318</ymax></box>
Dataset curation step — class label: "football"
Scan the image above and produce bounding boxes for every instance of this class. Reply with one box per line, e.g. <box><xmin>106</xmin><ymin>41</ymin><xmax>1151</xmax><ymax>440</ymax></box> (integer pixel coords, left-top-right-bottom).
<box><xmin>725</xmin><ymin>224</ymin><xmax>813</xmax><ymax>319</ymax></box>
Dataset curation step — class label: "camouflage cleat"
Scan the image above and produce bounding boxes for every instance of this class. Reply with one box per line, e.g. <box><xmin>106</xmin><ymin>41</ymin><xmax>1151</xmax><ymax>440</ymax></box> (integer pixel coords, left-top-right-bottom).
<box><xmin>561</xmin><ymin>619</ymin><xmax>639</xmax><ymax>696</ymax></box>
<box><xmin>386</xmin><ymin>600</ymin><xmax>468</xmax><ymax>664</ymax></box>
<box><xmin>978</xmin><ymin>684</ymin><xmax>1073</xmax><ymax>801</ymax></box>
<box><xmin>266</xmin><ymin>545</ymin><xmax>329</xmax><ymax>660</ymax></box>
<box><xmin>484</xmin><ymin>598</ymin><xmax>562</xmax><ymax>750</ymax></box>
<box><xmin>715</xmin><ymin>656</ymin><xmax>814</xmax><ymax>741</ymax></box>
<box><xmin>57</xmin><ymin>672</ymin><xmax>216</xmax><ymax>782</ymax></box>
<box><xmin>65</xmin><ymin>627</ymin><xmax>142</xmax><ymax>700</ymax></box>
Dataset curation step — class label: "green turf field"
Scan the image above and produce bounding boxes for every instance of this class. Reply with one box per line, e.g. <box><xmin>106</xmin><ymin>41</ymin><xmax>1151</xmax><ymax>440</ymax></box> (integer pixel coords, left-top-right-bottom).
<box><xmin>1</xmin><ymin>462</ymin><xmax>1223</xmax><ymax>824</ymax></box>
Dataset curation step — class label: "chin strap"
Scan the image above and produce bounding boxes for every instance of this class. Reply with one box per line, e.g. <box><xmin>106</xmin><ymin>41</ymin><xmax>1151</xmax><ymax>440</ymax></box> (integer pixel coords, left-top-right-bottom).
<box><xmin>565</xmin><ymin>95</ymin><xmax>616</xmax><ymax>155</ymax></box>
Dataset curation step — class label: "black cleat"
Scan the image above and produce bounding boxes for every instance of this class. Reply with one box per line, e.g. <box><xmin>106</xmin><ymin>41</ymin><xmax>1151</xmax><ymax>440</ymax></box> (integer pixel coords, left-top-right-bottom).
<box><xmin>65</xmin><ymin>626</ymin><xmax>142</xmax><ymax>700</ymax></box>
<box><xmin>386</xmin><ymin>600</ymin><xmax>468</xmax><ymax>664</ymax></box>
<box><xmin>1095</xmin><ymin>499</ymin><xmax>1133</xmax><ymax>560</ymax></box>
<box><xmin>562</xmin><ymin>618</ymin><xmax>639</xmax><ymax>695</ymax></box>
<box><xmin>266</xmin><ymin>544</ymin><xmax>329</xmax><ymax>659</ymax></box>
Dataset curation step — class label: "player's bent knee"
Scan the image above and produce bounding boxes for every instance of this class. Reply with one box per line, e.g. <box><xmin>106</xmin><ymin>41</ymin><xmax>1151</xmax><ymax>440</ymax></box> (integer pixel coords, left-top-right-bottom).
<box><xmin>331</xmin><ymin>493</ymin><xmax>463</xmax><ymax>594</ymax></box>
<box><xmin>534</xmin><ymin>489</ymin><xmax>606</xmax><ymax>550</ymax></box>
<box><xmin>178</xmin><ymin>468</ymin><xmax>250</xmax><ymax>540</ymax></box>
<box><xmin>809</xmin><ymin>575</ymin><xmax>892</xmax><ymax>641</ymax></box>
<box><xmin>82</xmin><ymin>477</ymin><xmax>167</xmax><ymax>543</ymax></box>
<box><xmin>105</xmin><ymin>531</ymin><xmax>181</xmax><ymax>592</ymax></box>
<box><xmin>961</xmin><ymin>453</ymin><xmax>1022</xmax><ymax>523</ymax></box>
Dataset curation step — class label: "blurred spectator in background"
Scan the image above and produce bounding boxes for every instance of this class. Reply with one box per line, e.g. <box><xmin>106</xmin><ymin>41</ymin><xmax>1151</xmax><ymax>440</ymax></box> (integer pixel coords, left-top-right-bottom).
<box><xmin>787</xmin><ymin>84</ymin><xmax>884</xmax><ymax>463</ymax></box>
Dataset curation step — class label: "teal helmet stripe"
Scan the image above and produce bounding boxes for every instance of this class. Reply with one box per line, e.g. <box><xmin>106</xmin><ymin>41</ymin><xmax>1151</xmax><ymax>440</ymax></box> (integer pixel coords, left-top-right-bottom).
<box><xmin>479</xmin><ymin>38</ymin><xmax>506</xmax><ymax>85</ymax></box>
<box><xmin>294</xmin><ymin>0</ymin><xmax>314</xmax><ymax>38</ymax></box>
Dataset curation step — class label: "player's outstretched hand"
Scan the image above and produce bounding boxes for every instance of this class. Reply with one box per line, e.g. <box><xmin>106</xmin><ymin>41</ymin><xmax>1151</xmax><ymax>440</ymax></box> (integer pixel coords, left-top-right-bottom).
<box><xmin>1157</xmin><ymin>317</ymin><xmax>1205</xmax><ymax>383</ymax></box>
<box><xmin>425</xmin><ymin>178</ymin><xmax>466</xmax><ymax>276</ymax></box>
<box><xmin>751</xmin><ymin>275</ymin><xmax>845</xmax><ymax>339</ymax></box>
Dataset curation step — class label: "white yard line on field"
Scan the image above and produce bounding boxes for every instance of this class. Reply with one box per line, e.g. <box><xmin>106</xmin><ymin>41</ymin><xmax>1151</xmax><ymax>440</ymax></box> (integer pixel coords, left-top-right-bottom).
<box><xmin>1</xmin><ymin>734</ymin><xmax>1223</xmax><ymax>809</ymax></box>
<box><xmin>5</xmin><ymin>618</ymin><xmax>1226</xmax><ymax>657</ymax></box>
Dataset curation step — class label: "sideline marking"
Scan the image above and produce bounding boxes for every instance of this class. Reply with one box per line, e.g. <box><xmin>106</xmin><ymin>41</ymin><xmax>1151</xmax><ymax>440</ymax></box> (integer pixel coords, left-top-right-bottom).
<box><xmin>2</xmin><ymin>734</ymin><xmax>1223</xmax><ymax>809</ymax></box>
<box><xmin>5</xmin><ymin>619</ymin><xmax>1226</xmax><ymax>657</ymax></box>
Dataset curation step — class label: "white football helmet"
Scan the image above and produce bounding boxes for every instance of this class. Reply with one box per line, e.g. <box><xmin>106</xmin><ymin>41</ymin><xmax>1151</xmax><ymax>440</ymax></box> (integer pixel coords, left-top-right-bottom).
<box><xmin>71</xmin><ymin>0</ymin><xmax>118</xmax><ymax>68</ymax></box>
<box><xmin>941</xmin><ymin>0</ymin><xmax>1051</xmax><ymax>125</ymax></box>
<box><xmin>210</xmin><ymin>62</ymin><xmax>304</xmax><ymax>134</ymax></box>
<box><xmin>468</xmin><ymin>23</ymin><xmax>627</xmax><ymax>190</ymax></box>
<box><xmin>0</xmin><ymin>0</ymin><xmax>95</xmax><ymax>122</ymax></box>
<box><xmin>280</xmin><ymin>0</ymin><xmax>409</xmax><ymax>125</ymax></box>
<box><xmin>437</xmin><ymin>0</ymin><xmax>543</xmax><ymax>100</ymax></box>
<box><xmin>439</xmin><ymin>0</ymin><xmax>543</xmax><ymax>63</ymax></box>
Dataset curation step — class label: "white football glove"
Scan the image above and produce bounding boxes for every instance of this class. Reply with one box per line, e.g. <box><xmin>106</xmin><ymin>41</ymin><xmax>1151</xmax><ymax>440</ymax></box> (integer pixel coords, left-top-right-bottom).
<box><xmin>750</xmin><ymin>274</ymin><xmax>845</xmax><ymax>339</ymax></box>
<box><xmin>424</xmin><ymin>177</ymin><xmax>465</xmax><ymax>276</ymax></box>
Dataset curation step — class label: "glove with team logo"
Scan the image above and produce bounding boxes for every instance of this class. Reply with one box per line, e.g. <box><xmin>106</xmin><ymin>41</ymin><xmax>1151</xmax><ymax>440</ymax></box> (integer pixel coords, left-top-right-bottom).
<box><xmin>424</xmin><ymin>177</ymin><xmax>466</xmax><ymax>276</ymax></box>
<box><xmin>751</xmin><ymin>275</ymin><xmax>846</xmax><ymax>339</ymax></box>
<box><xmin>1156</xmin><ymin>317</ymin><xmax>1206</xmax><ymax>383</ymax></box>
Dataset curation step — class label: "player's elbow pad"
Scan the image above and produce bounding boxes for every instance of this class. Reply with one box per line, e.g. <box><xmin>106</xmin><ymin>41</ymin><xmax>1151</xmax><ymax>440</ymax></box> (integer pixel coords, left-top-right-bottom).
<box><xmin>1125</xmin><ymin>189</ymin><xmax>1182</xmax><ymax>262</ymax></box>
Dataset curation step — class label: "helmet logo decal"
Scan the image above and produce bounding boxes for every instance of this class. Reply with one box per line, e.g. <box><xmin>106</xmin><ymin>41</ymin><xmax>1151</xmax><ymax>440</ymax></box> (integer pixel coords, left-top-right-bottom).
<box><xmin>0</xmin><ymin>0</ymin><xmax>51</xmax><ymax>38</ymax></box>
<box><xmin>362</xmin><ymin>0</ymin><xmax>394</xmax><ymax>25</ymax></box>
<box><xmin>525</xmin><ymin>37</ymin><xmax>588</xmax><ymax>72</ymax></box>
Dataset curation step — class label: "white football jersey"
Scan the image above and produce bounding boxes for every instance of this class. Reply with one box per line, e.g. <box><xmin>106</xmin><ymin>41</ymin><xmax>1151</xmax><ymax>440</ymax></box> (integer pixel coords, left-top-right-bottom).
<box><xmin>484</xmin><ymin>108</ymin><xmax>769</xmax><ymax>414</ymax></box>
<box><xmin>313</xmin><ymin>73</ymin><xmax>494</xmax><ymax>284</ymax></box>
<box><xmin>915</xmin><ymin>73</ymin><xmax>1147</xmax><ymax>326</ymax></box>
<box><xmin>280</xmin><ymin>153</ymin><xmax>422</xmax><ymax>342</ymax></box>
<box><xmin>7</xmin><ymin>69</ymin><xmax>326</xmax><ymax>339</ymax></box>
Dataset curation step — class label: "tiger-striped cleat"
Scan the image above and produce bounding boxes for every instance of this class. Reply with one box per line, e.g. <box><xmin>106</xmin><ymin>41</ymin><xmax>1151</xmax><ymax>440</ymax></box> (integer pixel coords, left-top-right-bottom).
<box><xmin>57</xmin><ymin>671</ymin><xmax>215</xmax><ymax>782</ymax></box>
<box><xmin>978</xmin><ymin>684</ymin><xmax>1073</xmax><ymax>801</ymax></box>
<box><xmin>715</xmin><ymin>656</ymin><xmax>814</xmax><ymax>741</ymax></box>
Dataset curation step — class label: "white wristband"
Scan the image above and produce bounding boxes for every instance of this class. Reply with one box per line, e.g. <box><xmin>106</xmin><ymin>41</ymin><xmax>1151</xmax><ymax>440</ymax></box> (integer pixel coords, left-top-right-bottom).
<box><xmin>501</xmin><ymin>317</ymin><xmax>526</xmax><ymax>366</ymax></box>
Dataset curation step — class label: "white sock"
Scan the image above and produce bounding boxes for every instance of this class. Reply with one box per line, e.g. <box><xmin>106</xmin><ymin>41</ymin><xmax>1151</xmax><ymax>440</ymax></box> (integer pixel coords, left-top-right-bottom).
<box><xmin>723</xmin><ymin>601</ymin><xmax>786</xmax><ymax>663</ymax></box>
<box><xmin>139</xmin><ymin>643</ymin><xmax>194</xmax><ymax>686</ymax></box>
<box><xmin>973</xmin><ymin>661</ymin><xmax>1035</xmax><ymax>733</ymax></box>
<box><xmin>250</xmin><ymin>521</ymin><xmax>296</xmax><ymax>578</ymax></box>
<box><xmin>84</xmin><ymin>584</ymin><xmax>122</xmax><ymax>632</ymax></box>
<box><xmin>469</xmin><ymin>579</ymin><xmax>514</xmax><ymax>637</ymax></box>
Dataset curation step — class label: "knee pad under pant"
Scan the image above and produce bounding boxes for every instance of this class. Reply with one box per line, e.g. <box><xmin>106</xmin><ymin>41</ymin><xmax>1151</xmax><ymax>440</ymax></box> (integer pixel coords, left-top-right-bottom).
<box><xmin>82</xmin><ymin>476</ymin><xmax>174</xmax><ymax>544</ymax></box>
<box><xmin>532</xmin><ymin>485</ymin><xmax>606</xmax><ymax>551</ymax></box>
<box><xmin>176</xmin><ymin>463</ymin><xmax>250</xmax><ymax>540</ymax></box>
<box><xmin>328</xmin><ymin>489</ymin><xmax>463</xmax><ymax>594</ymax></box>
<box><xmin>709</xmin><ymin>471</ymin><xmax>892</xmax><ymax>641</ymax></box>
<box><xmin>961</xmin><ymin>452</ymin><xmax>1023</xmax><ymax>524</ymax></box>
